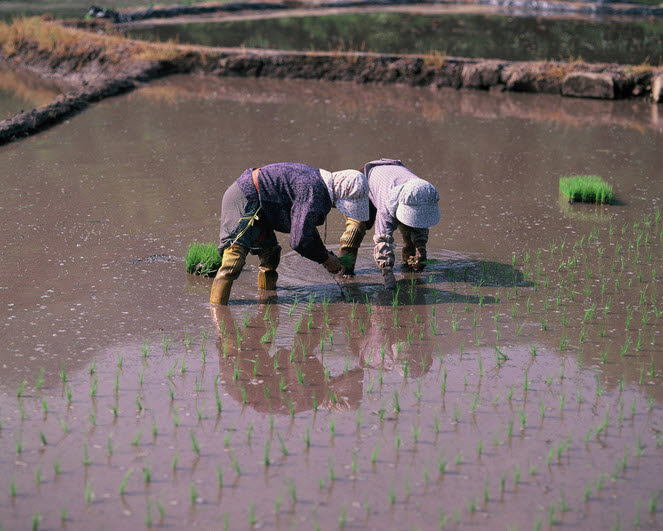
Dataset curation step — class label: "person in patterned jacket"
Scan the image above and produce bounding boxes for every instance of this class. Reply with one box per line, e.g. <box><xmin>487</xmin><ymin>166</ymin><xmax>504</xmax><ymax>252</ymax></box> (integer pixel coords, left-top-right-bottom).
<box><xmin>337</xmin><ymin>158</ymin><xmax>440</xmax><ymax>289</ymax></box>
<box><xmin>210</xmin><ymin>162</ymin><xmax>369</xmax><ymax>305</ymax></box>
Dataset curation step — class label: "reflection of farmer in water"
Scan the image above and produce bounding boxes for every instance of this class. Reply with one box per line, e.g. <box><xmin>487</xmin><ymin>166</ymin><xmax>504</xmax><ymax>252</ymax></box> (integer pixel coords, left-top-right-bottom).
<box><xmin>210</xmin><ymin>163</ymin><xmax>370</xmax><ymax>305</ymax></box>
<box><xmin>338</xmin><ymin>158</ymin><xmax>440</xmax><ymax>289</ymax></box>
<box><xmin>211</xmin><ymin>304</ymin><xmax>363</xmax><ymax>414</ymax></box>
<box><xmin>348</xmin><ymin>302</ymin><xmax>433</xmax><ymax>378</ymax></box>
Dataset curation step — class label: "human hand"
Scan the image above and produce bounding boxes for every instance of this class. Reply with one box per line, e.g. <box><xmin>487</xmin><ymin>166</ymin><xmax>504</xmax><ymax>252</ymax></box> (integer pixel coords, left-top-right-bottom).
<box><xmin>407</xmin><ymin>247</ymin><xmax>427</xmax><ymax>272</ymax></box>
<box><xmin>323</xmin><ymin>252</ymin><xmax>342</xmax><ymax>274</ymax></box>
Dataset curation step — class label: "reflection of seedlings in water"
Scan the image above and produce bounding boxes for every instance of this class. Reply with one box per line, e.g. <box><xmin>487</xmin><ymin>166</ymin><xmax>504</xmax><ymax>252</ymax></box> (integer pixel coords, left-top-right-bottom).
<box><xmin>84</xmin><ymin>481</ymin><xmax>93</xmax><ymax>505</ymax></box>
<box><xmin>286</xmin><ymin>478</ymin><xmax>296</xmax><ymax>503</ymax></box>
<box><xmin>411</xmin><ymin>424</ymin><xmax>421</xmax><ymax>444</ymax></box>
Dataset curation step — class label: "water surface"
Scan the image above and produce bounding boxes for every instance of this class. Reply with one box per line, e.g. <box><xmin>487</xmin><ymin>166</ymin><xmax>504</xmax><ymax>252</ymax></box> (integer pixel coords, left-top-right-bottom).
<box><xmin>0</xmin><ymin>76</ymin><xmax>661</xmax><ymax>530</ymax></box>
<box><xmin>0</xmin><ymin>64</ymin><xmax>65</xmax><ymax>119</ymax></box>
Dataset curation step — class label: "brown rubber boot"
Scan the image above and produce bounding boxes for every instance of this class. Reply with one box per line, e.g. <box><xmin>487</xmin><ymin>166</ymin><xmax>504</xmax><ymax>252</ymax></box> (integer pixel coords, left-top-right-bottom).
<box><xmin>338</xmin><ymin>217</ymin><xmax>366</xmax><ymax>275</ymax></box>
<box><xmin>210</xmin><ymin>244</ymin><xmax>249</xmax><ymax>305</ymax></box>
<box><xmin>257</xmin><ymin>244</ymin><xmax>281</xmax><ymax>290</ymax></box>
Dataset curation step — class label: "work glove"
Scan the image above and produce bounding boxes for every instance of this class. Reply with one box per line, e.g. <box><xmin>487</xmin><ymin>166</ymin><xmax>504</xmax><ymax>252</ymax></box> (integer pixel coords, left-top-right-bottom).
<box><xmin>382</xmin><ymin>268</ymin><xmax>397</xmax><ymax>290</ymax></box>
<box><xmin>407</xmin><ymin>247</ymin><xmax>427</xmax><ymax>272</ymax></box>
<box><xmin>323</xmin><ymin>252</ymin><xmax>342</xmax><ymax>274</ymax></box>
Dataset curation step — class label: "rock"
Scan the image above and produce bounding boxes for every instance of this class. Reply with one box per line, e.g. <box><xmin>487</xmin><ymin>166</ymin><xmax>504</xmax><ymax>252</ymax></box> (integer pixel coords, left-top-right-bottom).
<box><xmin>562</xmin><ymin>72</ymin><xmax>615</xmax><ymax>100</ymax></box>
<box><xmin>652</xmin><ymin>74</ymin><xmax>663</xmax><ymax>103</ymax></box>
<box><xmin>502</xmin><ymin>63</ymin><xmax>562</xmax><ymax>94</ymax></box>
<box><xmin>461</xmin><ymin>61</ymin><xmax>502</xmax><ymax>90</ymax></box>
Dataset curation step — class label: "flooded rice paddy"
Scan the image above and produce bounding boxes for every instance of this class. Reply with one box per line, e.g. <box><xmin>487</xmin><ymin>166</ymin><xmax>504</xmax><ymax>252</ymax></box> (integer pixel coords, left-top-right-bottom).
<box><xmin>1</xmin><ymin>75</ymin><xmax>662</xmax><ymax>529</ymax></box>
<box><xmin>125</xmin><ymin>12</ymin><xmax>663</xmax><ymax>65</ymax></box>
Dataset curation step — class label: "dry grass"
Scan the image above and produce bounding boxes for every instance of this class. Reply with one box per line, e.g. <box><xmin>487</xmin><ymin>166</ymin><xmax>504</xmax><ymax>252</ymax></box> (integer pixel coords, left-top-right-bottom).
<box><xmin>422</xmin><ymin>49</ymin><xmax>447</xmax><ymax>68</ymax></box>
<box><xmin>0</xmin><ymin>16</ymin><xmax>186</xmax><ymax>68</ymax></box>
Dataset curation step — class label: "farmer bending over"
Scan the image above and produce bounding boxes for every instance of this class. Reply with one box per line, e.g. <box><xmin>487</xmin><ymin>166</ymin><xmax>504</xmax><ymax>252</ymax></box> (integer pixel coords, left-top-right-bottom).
<box><xmin>338</xmin><ymin>158</ymin><xmax>440</xmax><ymax>289</ymax></box>
<box><xmin>210</xmin><ymin>162</ymin><xmax>369</xmax><ymax>305</ymax></box>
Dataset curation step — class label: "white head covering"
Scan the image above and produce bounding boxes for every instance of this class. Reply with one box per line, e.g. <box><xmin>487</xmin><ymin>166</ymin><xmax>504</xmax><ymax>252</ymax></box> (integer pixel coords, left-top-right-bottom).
<box><xmin>320</xmin><ymin>169</ymin><xmax>370</xmax><ymax>221</ymax></box>
<box><xmin>389</xmin><ymin>179</ymin><xmax>440</xmax><ymax>228</ymax></box>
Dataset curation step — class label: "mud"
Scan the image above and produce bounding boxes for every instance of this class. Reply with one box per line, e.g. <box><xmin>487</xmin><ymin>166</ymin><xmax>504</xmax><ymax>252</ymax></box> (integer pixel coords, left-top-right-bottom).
<box><xmin>0</xmin><ymin>75</ymin><xmax>662</xmax><ymax>529</ymax></box>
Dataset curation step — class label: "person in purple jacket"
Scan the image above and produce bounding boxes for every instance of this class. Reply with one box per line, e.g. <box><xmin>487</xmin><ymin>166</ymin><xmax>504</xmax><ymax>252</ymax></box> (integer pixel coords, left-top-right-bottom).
<box><xmin>338</xmin><ymin>158</ymin><xmax>440</xmax><ymax>289</ymax></box>
<box><xmin>210</xmin><ymin>162</ymin><xmax>369</xmax><ymax>305</ymax></box>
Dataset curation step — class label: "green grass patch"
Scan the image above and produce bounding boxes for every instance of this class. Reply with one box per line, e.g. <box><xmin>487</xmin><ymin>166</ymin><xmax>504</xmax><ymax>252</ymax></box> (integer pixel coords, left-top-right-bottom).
<box><xmin>559</xmin><ymin>175</ymin><xmax>613</xmax><ymax>204</ymax></box>
<box><xmin>185</xmin><ymin>242</ymin><xmax>222</xmax><ymax>276</ymax></box>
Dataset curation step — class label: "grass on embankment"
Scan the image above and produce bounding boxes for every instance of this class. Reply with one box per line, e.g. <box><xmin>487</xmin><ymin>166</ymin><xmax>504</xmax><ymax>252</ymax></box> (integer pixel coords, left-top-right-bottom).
<box><xmin>559</xmin><ymin>175</ymin><xmax>613</xmax><ymax>204</ymax></box>
<box><xmin>0</xmin><ymin>16</ymin><xmax>183</xmax><ymax>68</ymax></box>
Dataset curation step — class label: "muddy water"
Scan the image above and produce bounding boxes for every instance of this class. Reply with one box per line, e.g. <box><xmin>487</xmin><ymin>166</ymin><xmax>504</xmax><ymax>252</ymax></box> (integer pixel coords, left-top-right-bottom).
<box><xmin>1</xmin><ymin>76</ymin><xmax>662</xmax><ymax>530</ymax></box>
<box><xmin>0</xmin><ymin>64</ymin><xmax>66</xmax><ymax>119</ymax></box>
<box><xmin>125</xmin><ymin>12</ymin><xmax>663</xmax><ymax>64</ymax></box>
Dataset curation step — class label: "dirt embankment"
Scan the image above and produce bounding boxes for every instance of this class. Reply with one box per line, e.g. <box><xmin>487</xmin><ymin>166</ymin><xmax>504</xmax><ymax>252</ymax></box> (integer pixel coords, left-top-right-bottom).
<box><xmin>1</xmin><ymin>14</ymin><xmax>662</xmax><ymax>145</ymax></box>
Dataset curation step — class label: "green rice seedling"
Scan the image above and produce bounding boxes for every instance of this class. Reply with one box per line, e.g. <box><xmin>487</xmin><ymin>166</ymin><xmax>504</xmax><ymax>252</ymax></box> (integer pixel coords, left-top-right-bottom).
<box><xmin>470</xmin><ymin>393</ymin><xmax>480</xmax><ymax>414</ymax></box>
<box><xmin>454</xmin><ymin>451</ymin><xmax>463</xmax><ymax>466</ymax></box>
<box><xmin>649</xmin><ymin>491</ymin><xmax>662</xmax><ymax>514</ymax></box>
<box><xmin>371</xmin><ymin>444</ymin><xmax>380</xmax><ymax>464</ymax></box>
<box><xmin>189</xmin><ymin>483</ymin><xmax>199</xmax><ymax>505</ymax></box>
<box><xmin>31</xmin><ymin>512</ymin><xmax>41</xmax><ymax>530</ymax></box>
<box><xmin>215</xmin><ymin>388</ymin><xmax>222</xmax><ymax>414</ymax></box>
<box><xmin>438</xmin><ymin>453</ymin><xmax>447</xmax><ymax>474</ymax></box>
<box><xmin>35</xmin><ymin>367</ymin><xmax>45</xmax><ymax>390</ymax></box>
<box><xmin>231</xmin><ymin>450</ymin><xmax>241</xmax><ymax>476</ymax></box>
<box><xmin>392</xmin><ymin>391</ymin><xmax>401</xmax><ymax>414</ymax></box>
<box><xmin>412</xmin><ymin>424</ymin><xmax>421</xmax><ymax>444</ymax></box>
<box><xmin>328</xmin><ymin>457</ymin><xmax>336</xmax><ymax>482</ymax></box>
<box><xmin>119</xmin><ymin>468</ymin><xmax>133</xmax><ymax>495</ymax></box>
<box><xmin>190</xmin><ymin>430</ymin><xmax>201</xmax><ymax>456</ymax></box>
<box><xmin>82</xmin><ymin>442</ymin><xmax>92</xmax><ymax>465</ymax></box>
<box><xmin>414</xmin><ymin>381</ymin><xmax>423</xmax><ymax>402</ymax></box>
<box><xmin>620</xmin><ymin>336</ymin><xmax>631</xmax><ymax>357</ymax></box>
<box><xmin>130</xmin><ymin>429</ymin><xmax>143</xmax><ymax>446</ymax></box>
<box><xmin>89</xmin><ymin>375</ymin><xmax>98</xmax><ymax>397</ymax></box>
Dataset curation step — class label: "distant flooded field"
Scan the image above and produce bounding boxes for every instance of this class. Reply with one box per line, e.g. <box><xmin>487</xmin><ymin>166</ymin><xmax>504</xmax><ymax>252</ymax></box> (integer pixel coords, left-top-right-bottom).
<box><xmin>1</xmin><ymin>76</ymin><xmax>662</xmax><ymax>529</ymax></box>
<box><xmin>125</xmin><ymin>12</ymin><xmax>663</xmax><ymax>64</ymax></box>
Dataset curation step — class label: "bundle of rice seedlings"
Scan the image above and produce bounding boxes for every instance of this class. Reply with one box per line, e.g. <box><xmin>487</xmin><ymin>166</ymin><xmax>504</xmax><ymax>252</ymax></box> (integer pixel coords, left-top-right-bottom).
<box><xmin>559</xmin><ymin>175</ymin><xmax>613</xmax><ymax>204</ymax></box>
<box><xmin>185</xmin><ymin>242</ymin><xmax>222</xmax><ymax>276</ymax></box>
